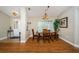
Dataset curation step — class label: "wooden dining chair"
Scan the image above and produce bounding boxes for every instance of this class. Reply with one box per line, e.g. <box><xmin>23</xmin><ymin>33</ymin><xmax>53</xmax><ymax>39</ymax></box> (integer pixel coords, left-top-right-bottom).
<box><xmin>51</xmin><ymin>32</ymin><xmax>59</xmax><ymax>41</ymax></box>
<box><xmin>54</xmin><ymin>32</ymin><xmax>59</xmax><ymax>39</ymax></box>
<box><xmin>37</xmin><ymin>32</ymin><xmax>43</xmax><ymax>42</ymax></box>
<box><xmin>43</xmin><ymin>29</ymin><xmax>51</xmax><ymax>43</ymax></box>
<box><xmin>32</xmin><ymin>29</ymin><xmax>38</xmax><ymax>40</ymax></box>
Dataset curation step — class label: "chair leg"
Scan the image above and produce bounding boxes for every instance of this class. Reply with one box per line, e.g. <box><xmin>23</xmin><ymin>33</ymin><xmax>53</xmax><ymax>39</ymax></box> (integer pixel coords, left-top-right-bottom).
<box><xmin>56</xmin><ymin>35</ymin><xmax>59</xmax><ymax>40</ymax></box>
<box><xmin>37</xmin><ymin>36</ymin><xmax>40</xmax><ymax>42</ymax></box>
<box><xmin>50</xmin><ymin>36</ymin><xmax>53</xmax><ymax>41</ymax></box>
<box><xmin>43</xmin><ymin>37</ymin><xmax>45</xmax><ymax>43</ymax></box>
<box><xmin>48</xmin><ymin>38</ymin><xmax>50</xmax><ymax>43</ymax></box>
<box><xmin>37</xmin><ymin>39</ymin><xmax>39</xmax><ymax>42</ymax></box>
<box><xmin>54</xmin><ymin>35</ymin><xmax>58</xmax><ymax>40</ymax></box>
<box><xmin>32</xmin><ymin>36</ymin><xmax>34</xmax><ymax>41</ymax></box>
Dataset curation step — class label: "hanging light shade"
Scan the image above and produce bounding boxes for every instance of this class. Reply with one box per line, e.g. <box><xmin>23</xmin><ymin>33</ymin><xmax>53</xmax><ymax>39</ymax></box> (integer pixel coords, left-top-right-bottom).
<box><xmin>11</xmin><ymin>10</ymin><xmax>18</xmax><ymax>17</ymax></box>
<box><xmin>12</xmin><ymin>11</ymin><xmax>17</xmax><ymax>16</ymax></box>
<box><xmin>42</xmin><ymin>13</ymin><xmax>48</xmax><ymax>19</ymax></box>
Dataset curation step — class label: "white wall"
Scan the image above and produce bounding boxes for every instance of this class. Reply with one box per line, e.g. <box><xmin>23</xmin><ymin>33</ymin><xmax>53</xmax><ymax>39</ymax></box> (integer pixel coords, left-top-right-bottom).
<box><xmin>58</xmin><ymin>7</ymin><xmax>75</xmax><ymax>44</ymax></box>
<box><xmin>58</xmin><ymin>7</ymin><xmax>79</xmax><ymax>47</ymax></box>
<box><xmin>74</xmin><ymin>7</ymin><xmax>79</xmax><ymax>46</ymax></box>
<box><xmin>0</xmin><ymin>11</ymin><xmax>10</xmax><ymax>40</ymax></box>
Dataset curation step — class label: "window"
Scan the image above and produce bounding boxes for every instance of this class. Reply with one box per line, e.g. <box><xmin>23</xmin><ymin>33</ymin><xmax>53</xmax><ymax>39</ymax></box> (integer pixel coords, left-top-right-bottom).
<box><xmin>37</xmin><ymin>20</ymin><xmax>54</xmax><ymax>32</ymax></box>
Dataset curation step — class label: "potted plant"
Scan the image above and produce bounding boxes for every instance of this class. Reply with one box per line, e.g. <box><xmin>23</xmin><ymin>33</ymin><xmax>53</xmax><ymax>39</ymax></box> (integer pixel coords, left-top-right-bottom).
<box><xmin>53</xmin><ymin>19</ymin><xmax>60</xmax><ymax>33</ymax></box>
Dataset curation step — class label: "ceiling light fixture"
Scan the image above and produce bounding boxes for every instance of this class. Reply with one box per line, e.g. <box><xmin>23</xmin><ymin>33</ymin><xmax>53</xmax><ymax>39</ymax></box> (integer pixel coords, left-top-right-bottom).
<box><xmin>42</xmin><ymin>6</ymin><xmax>50</xmax><ymax>20</ymax></box>
<box><xmin>11</xmin><ymin>10</ymin><xmax>18</xmax><ymax>17</ymax></box>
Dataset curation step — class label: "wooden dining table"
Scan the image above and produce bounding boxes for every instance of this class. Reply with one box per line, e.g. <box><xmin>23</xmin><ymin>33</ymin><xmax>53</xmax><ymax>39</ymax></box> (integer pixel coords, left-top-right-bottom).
<box><xmin>36</xmin><ymin>30</ymin><xmax>59</xmax><ymax>42</ymax></box>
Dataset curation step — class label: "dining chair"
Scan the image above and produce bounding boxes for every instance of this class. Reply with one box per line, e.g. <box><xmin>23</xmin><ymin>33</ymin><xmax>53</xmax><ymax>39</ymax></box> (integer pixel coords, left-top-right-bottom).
<box><xmin>37</xmin><ymin>32</ymin><xmax>43</xmax><ymax>42</ymax></box>
<box><xmin>43</xmin><ymin>29</ymin><xmax>51</xmax><ymax>43</ymax></box>
<box><xmin>32</xmin><ymin>29</ymin><xmax>38</xmax><ymax>40</ymax></box>
<box><xmin>50</xmin><ymin>32</ymin><xmax>55</xmax><ymax>41</ymax></box>
<box><xmin>54</xmin><ymin>32</ymin><xmax>59</xmax><ymax>39</ymax></box>
<box><xmin>51</xmin><ymin>32</ymin><xmax>59</xmax><ymax>41</ymax></box>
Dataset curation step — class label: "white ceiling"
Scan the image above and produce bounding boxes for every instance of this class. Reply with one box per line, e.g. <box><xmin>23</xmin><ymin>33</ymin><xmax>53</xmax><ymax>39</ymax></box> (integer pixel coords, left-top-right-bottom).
<box><xmin>0</xmin><ymin>6</ymin><xmax>70</xmax><ymax>18</ymax></box>
<box><xmin>0</xmin><ymin>6</ymin><xmax>21</xmax><ymax>18</ymax></box>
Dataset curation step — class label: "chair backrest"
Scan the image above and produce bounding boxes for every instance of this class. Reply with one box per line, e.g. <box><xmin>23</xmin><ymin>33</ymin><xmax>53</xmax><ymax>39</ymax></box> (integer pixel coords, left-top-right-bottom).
<box><xmin>43</xmin><ymin>29</ymin><xmax>48</xmax><ymax>33</ymax></box>
<box><xmin>32</xmin><ymin>29</ymin><xmax>34</xmax><ymax>36</ymax></box>
<box><xmin>43</xmin><ymin>29</ymin><xmax>50</xmax><ymax>36</ymax></box>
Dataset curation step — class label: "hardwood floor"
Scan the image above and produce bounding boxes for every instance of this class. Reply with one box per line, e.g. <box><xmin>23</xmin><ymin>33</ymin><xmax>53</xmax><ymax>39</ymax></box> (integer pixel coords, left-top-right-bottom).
<box><xmin>0</xmin><ymin>37</ymin><xmax>79</xmax><ymax>53</ymax></box>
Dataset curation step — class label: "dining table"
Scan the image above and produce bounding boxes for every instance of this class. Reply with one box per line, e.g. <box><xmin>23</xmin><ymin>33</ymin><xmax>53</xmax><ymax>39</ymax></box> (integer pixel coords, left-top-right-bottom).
<box><xmin>37</xmin><ymin>29</ymin><xmax>59</xmax><ymax>42</ymax></box>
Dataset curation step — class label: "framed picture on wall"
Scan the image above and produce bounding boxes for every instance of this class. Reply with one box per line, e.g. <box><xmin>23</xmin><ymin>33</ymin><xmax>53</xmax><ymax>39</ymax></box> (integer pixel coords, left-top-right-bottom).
<box><xmin>60</xmin><ymin>17</ymin><xmax>68</xmax><ymax>28</ymax></box>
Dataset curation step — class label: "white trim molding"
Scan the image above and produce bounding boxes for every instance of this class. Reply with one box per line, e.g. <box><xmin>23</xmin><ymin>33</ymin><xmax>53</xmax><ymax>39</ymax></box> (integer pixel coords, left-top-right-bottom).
<box><xmin>59</xmin><ymin>36</ymin><xmax>79</xmax><ymax>48</ymax></box>
<box><xmin>20</xmin><ymin>40</ymin><xmax>26</xmax><ymax>43</ymax></box>
<box><xmin>74</xmin><ymin>44</ymin><xmax>79</xmax><ymax>48</ymax></box>
<box><xmin>20</xmin><ymin>35</ymin><xmax>30</xmax><ymax>43</ymax></box>
<box><xmin>0</xmin><ymin>37</ymin><xmax>7</xmax><ymax>40</ymax></box>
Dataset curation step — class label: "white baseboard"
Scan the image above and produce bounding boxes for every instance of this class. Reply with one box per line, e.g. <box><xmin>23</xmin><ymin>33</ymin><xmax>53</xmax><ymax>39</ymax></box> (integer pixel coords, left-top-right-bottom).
<box><xmin>20</xmin><ymin>40</ymin><xmax>26</xmax><ymax>43</ymax></box>
<box><xmin>29</xmin><ymin>34</ymin><xmax>32</xmax><ymax>37</ymax></box>
<box><xmin>74</xmin><ymin>44</ymin><xmax>79</xmax><ymax>48</ymax></box>
<box><xmin>20</xmin><ymin>35</ymin><xmax>30</xmax><ymax>43</ymax></box>
<box><xmin>59</xmin><ymin>36</ymin><xmax>79</xmax><ymax>48</ymax></box>
<box><xmin>0</xmin><ymin>37</ymin><xmax>7</xmax><ymax>40</ymax></box>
